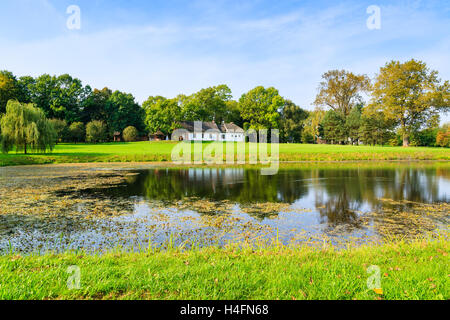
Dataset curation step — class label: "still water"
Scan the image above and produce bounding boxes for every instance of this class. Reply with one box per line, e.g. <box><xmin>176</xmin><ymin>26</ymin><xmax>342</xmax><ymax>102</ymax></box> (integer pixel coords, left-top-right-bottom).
<box><xmin>0</xmin><ymin>163</ymin><xmax>449</xmax><ymax>253</ymax></box>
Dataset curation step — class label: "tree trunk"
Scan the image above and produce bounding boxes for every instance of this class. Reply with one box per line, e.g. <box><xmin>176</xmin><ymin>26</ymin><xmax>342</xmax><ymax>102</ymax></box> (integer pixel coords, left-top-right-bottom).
<box><xmin>402</xmin><ymin>135</ymin><xmax>409</xmax><ymax>147</ymax></box>
<box><xmin>24</xmin><ymin>143</ymin><xmax>27</xmax><ymax>154</ymax></box>
<box><xmin>401</xmin><ymin>120</ymin><xmax>409</xmax><ymax>147</ymax></box>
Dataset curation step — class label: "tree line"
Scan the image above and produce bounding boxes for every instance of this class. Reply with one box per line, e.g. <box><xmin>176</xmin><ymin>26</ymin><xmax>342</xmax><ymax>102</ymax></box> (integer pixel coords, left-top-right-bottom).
<box><xmin>0</xmin><ymin>58</ymin><xmax>449</xmax><ymax>153</ymax></box>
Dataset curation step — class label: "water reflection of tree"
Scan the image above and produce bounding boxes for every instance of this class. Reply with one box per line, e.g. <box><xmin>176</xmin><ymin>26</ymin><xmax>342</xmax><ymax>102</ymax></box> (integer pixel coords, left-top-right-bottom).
<box><xmin>314</xmin><ymin>188</ymin><xmax>362</xmax><ymax>228</ymax></box>
<box><xmin>122</xmin><ymin>169</ymin><xmax>309</xmax><ymax>204</ymax></box>
<box><xmin>93</xmin><ymin>166</ymin><xmax>447</xmax><ymax>221</ymax></box>
<box><xmin>309</xmin><ymin>166</ymin><xmax>447</xmax><ymax>229</ymax></box>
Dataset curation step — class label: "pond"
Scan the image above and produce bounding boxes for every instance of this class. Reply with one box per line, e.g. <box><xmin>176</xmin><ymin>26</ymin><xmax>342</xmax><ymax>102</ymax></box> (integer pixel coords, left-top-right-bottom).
<box><xmin>0</xmin><ymin>163</ymin><xmax>449</xmax><ymax>253</ymax></box>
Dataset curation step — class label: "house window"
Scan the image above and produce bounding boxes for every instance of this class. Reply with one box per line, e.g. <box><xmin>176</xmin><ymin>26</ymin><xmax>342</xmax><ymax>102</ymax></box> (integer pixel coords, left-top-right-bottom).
<box><xmin>222</xmin><ymin>134</ymin><xmax>225</xmax><ymax>139</ymax></box>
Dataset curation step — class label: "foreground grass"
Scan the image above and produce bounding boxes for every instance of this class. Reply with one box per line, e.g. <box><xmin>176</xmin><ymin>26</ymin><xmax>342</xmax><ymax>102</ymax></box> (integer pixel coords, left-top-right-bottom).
<box><xmin>1</xmin><ymin>239</ymin><xmax>448</xmax><ymax>300</ymax></box>
<box><xmin>0</xmin><ymin>142</ymin><xmax>449</xmax><ymax>167</ymax></box>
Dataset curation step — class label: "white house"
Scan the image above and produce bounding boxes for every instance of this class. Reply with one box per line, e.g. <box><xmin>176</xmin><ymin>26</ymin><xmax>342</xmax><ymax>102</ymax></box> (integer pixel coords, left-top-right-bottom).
<box><xmin>176</xmin><ymin>121</ymin><xmax>245</xmax><ymax>142</ymax></box>
<box><xmin>219</xmin><ymin>122</ymin><xmax>246</xmax><ymax>142</ymax></box>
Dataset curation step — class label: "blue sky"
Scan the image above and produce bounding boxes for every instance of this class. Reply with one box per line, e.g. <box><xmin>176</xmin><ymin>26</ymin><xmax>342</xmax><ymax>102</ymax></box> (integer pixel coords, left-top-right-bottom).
<box><xmin>0</xmin><ymin>0</ymin><xmax>449</xmax><ymax>121</ymax></box>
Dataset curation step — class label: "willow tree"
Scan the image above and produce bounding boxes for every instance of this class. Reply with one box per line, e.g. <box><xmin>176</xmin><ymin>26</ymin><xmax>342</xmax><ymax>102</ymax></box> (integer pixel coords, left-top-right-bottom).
<box><xmin>367</xmin><ymin>59</ymin><xmax>450</xmax><ymax>147</ymax></box>
<box><xmin>1</xmin><ymin>100</ymin><xmax>56</xmax><ymax>154</ymax></box>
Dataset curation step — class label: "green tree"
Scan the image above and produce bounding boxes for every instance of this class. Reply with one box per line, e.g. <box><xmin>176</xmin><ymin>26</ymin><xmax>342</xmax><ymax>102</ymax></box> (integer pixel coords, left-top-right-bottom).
<box><xmin>181</xmin><ymin>85</ymin><xmax>232</xmax><ymax>122</ymax></box>
<box><xmin>143</xmin><ymin>96</ymin><xmax>181</xmax><ymax>136</ymax></box>
<box><xmin>314</xmin><ymin>70</ymin><xmax>370</xmax><ymax>117</ymax></box>
<box><xmin>1</xmin><ymin>100</ymin><xmax>56</xmax><ymax>154</ymax></box>
<box><xmin>107</xmin><ymin>91</ymin><xmax>145</xmax><ymax>135</ymax></box>
<box><xmin>24</xmin><ymin>74</ymin><xmax>55</xmax><ymax>118</ymax></box>
<box><xmin>280</xmin><ymin>100</ymin><xmax>308</xmax><ymax>143</ymax></box>
<box><xmin>17</xmin><ymin>76</ymin><xmax>36</xmax><ymax>103</ymax></box>
<box><xmin>223</xmin><ymin>100</ymin><xmax>244</xmax><ymax>127</ymax></box>
<box><xmin>123</xmin><ymin>126</ymin><xmax>139</xmax><ymax>142</ymax></box>
<box><xmin>359</xmin><ymin>112</ymin><xmax>394</xmax><ymax>146</ymax></box>
<box><xmin>53</xmin><ymin>74</ymin><xmax>90</xmax><ymax>123</ymax></box>
<box><xmin>302</xmin><ymin>107</ymin><xmax>326</xmax><ymax>143</ymax></box>
<box><xmin>68</xmin><ymin>122</ymin><xmax>85</xmax><ymax>143</ymax></box>
<box><xmin>321</xmin><ymin>110</ymin><xmax>346</xmax><ymax>144</ymax></box>
<box><xmin>239</xmin><ymin>86</ymin><xmax>283</xmax><ymax>130</ymax></box>
<box><xmin>345</xmin><ymin>105</ymin><xmax>363</xmax><ymax>145</ymax></box>
<box><xmin>49</xmin><ymin>119</ymin><xmax>68</xmax><ymax>143</ymax></box>
<box><xmin>24</xmin><ymin>74</ymin><xmax>90</xmax><ymax>123</ymax></box>
<box><xmin>368</xmin><ymin>59</ymin><xmax>450</xmax><ymax>147</ymax></box>
<box><xmin>86</xmin><ymin>120</ymin><xmax>107</xmax><ymax>143</ymax></box>
<box><xmin>301</xmin><ymin>131</ymin><xmax>315</xmax><ymax>144</ymax></box>
<box><xmin>0</xmin><ymin>71</ymin><xmax>21</xmax><ymax>113</ymax></box>
<box><xmin>81</xmin><ymin>87</ymin><xmax>112</xmax><ymax>123</ymax></box>
<box><xmin>410</xmin><ymin>128</ymin><xmax>439</xmax><ymax>147</ymax></box>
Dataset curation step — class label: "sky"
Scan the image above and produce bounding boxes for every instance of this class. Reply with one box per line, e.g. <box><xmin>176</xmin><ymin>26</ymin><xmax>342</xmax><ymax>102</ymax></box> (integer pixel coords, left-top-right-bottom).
<box><xmin>0</xmin><ymin>0</ymin><xmax>449</xmax><ymax>122</ymax></box>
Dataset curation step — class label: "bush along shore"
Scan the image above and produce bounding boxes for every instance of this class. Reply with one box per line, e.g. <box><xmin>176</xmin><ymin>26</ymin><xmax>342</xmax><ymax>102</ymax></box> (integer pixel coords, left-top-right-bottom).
<box><xmin>0</xmin><ymin>236</ymin><xmax>448</xmax><ymax>300</ymax></box>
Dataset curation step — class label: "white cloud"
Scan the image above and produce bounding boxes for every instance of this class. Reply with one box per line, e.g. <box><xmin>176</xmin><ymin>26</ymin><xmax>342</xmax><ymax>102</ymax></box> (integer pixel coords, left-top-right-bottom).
<box><xmin>0</xmin><ymin>1</ymin><xmax>448</xmax><ymax>121</ymax></box>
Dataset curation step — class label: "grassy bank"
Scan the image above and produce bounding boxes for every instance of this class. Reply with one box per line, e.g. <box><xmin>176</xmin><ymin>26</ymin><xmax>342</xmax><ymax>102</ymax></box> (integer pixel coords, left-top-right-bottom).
<box><xmin>0</xmin><ymin>142</ymin><xmax>449</xmax><ymax>167</ymax></box>
<box><xmin>1</xmin><ymin>238</ymin><xmax>448</xmax><ymax>300</ymax></box>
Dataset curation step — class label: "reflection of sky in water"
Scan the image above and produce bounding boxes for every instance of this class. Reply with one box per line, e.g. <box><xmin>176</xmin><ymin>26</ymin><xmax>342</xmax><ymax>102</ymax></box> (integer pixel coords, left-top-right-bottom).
<box><xmin>438</xmin><ymin>178</ymin><xmax>450</xmax><ymax>199</ymax></box>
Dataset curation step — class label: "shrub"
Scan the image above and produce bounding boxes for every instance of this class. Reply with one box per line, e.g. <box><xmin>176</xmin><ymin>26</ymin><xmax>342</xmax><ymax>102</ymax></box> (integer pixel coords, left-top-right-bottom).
<box><xmin>411</xmin><ymin>128</ymin><xmax>438</xmax><ymax>147</ymax></box>
<box><xmin>123</xmin><ymin>126</ymin><xmax>138</xmax><ymax>142</ymax></box>
<box><xmin>86</xmin><ymin>120</ymin><xmax>107</xmax><ymax>143</ymax></box>
<box><xmin>301</xmin><ymin>131</ymin><xmax>315</xmax><ymax>144</ymax></box>
<box><xmin>436</xmin><ymin>125</ymin><xmax>450</xmax><ymax>147</ymax></box>
<box><xmin>68</xmin><ymin>122</ymin><xmax>85</xmax><ymax>143</ymax></box>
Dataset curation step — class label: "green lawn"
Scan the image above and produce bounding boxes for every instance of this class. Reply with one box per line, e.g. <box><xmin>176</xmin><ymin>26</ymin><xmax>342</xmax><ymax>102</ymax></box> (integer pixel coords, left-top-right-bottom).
<box><xmin>0</xmin><ymin>142</ymin><xmax>448</xmax><ymax>166</ymax></box>
<box><xmin>1</xmin><ymin>238</ymin><xmax>448</xmax><ymax>300</ymax></box>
